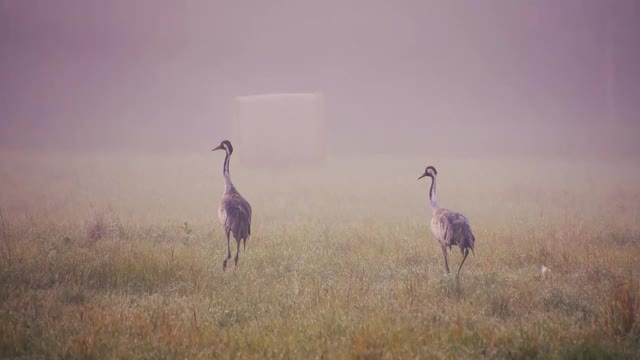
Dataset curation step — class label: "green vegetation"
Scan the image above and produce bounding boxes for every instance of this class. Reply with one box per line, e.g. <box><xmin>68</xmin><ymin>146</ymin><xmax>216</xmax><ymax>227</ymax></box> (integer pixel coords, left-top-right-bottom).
<box><xmin>0</xmin><ymin>152</ymin><xmax>638</xmax><ymax>358</ymax></box>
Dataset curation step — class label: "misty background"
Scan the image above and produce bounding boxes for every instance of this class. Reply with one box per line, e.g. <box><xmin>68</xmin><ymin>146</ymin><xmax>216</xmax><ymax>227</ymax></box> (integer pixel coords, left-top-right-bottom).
<box><xmin>1</xmin><ymin>0</ymin><xmax>639</xmax><ymax>159</ymax></box>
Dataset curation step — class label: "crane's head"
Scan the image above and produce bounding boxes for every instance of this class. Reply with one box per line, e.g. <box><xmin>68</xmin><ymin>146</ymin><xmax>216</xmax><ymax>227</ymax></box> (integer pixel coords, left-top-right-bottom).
<box><xmin>212</xmin><ymin>140</ymin><xmax>233</xmax><ymax>154</ymax></box>
<box><xmin>417</xmin><ymin>165</ymin><xmax>437</xmax><ymax>180</ymax></box>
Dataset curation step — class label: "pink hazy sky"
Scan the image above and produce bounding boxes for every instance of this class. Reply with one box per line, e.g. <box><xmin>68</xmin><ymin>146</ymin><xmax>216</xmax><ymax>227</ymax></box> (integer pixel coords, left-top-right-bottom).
<box><xmin>1</xmin><ymin>0</ymin><xmax>639</xmax><ymax>158</ymax></box>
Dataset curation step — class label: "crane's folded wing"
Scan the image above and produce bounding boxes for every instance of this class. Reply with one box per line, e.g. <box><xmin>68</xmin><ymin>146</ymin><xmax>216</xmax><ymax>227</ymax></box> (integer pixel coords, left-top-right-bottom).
<box><xmin>223</xmin><ymin>194</ymin><xmax>252</xmax><ymax>239</ymax></box>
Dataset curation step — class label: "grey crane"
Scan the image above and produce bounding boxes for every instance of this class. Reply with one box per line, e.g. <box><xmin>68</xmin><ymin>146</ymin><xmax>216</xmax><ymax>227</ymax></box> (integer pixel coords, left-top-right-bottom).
<box><xmin>212</xmin><ymin>140</ymin><xmax>252</xmax><ymax>271</ymax></box>
<box><xmin>418</xmin><ymin>166</ymin><xmax>475</xmax><ymax>276</ymax></box>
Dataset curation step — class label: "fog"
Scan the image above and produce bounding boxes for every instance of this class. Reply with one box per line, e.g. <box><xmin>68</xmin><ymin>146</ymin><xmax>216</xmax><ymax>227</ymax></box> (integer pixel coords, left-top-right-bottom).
<box><xmin>1</xmin><ymin>0</ymin><xmax>639</xmax><ymax>159</ymax></box>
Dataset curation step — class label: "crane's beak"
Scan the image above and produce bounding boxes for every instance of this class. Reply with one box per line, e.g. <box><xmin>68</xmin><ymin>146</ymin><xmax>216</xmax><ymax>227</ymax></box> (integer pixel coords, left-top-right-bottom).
<box><xmin>212</xmin><ymin>145</ymin><xmax>224</xmax><ymax>151</ymax></box>
<box><xmin>417</xmin><ymin>173</ymin><xmax>427</xmax><ymax>180</ymax></box>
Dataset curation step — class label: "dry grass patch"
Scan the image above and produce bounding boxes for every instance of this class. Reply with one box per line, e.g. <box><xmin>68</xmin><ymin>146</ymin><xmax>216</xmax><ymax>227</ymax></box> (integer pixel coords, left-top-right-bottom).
<box><xmin>0</xmin><ymin>153</ymin><xmax>639</xmax><ymax>358</ymax></box>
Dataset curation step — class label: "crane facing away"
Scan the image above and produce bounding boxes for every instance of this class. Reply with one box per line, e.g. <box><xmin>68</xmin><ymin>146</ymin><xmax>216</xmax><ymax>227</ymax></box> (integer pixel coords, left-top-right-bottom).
<box><xmin>418</xmin><ymin>166</ymin><xmax>475</xmax><ymax>276</ymax></box>
<box><xmin>212</xmin><ymin>140</ymin><xmax>252</xmax><ymax>271</ymax></box>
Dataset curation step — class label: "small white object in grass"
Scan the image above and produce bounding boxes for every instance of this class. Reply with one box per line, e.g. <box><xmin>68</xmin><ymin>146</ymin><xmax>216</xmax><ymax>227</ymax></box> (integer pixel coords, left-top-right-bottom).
<box><xmin>541</xmin><ymin>265</ymin><xmax>550</xmax><ymax>274</ymax></box>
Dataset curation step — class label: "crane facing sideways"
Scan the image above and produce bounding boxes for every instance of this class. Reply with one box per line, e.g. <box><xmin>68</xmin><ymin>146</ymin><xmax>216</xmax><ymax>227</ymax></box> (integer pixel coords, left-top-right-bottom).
<box><xmin>418</xmin><ymin>166</ymin><xmax>475</xmax><ymax>276</ymax></box>
<box><xmin>212</xmin><ymin>140</ymin><xmax>252</xmax><ymax>271</ymax></box>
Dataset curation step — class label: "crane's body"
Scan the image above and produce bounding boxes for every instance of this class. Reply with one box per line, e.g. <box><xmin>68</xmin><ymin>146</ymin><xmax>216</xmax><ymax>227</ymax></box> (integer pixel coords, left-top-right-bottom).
<box><xmin>419</xmin><ymin>166</ymin><xmax>475</xmax><ymax>276</ymax></box>
<box><xmin>213</xmin><ymin>140</ymin><xmax>252</xmax><ymax>271</ymax></box>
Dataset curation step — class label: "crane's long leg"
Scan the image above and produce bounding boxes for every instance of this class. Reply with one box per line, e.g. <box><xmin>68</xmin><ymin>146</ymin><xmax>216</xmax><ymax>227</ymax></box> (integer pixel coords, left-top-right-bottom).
<box><xmin>234</xmin><ymin>239</ymin><xmax>240</xmax><ymax>268</ymax></box>
<box><xmin>456</xmin><ymin>248</ymin><xmax>470</xmax><ymax>278</ymax></box>
<box><xmin>223</xmin><ymin>229</ymin><xmax>231</xmax><ymax>271</ymax></box>
<box><xmin>441</xmin><ymin>245</ymin><xmax>450</xmax><ymax>274</ymax></box>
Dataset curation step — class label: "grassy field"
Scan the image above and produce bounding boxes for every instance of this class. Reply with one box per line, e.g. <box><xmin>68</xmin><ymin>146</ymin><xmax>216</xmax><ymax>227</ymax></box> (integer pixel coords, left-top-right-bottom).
<box><xmin>0</xmin><ymin>151</ymin><xmax>639</xmax><ymax>358</ymax></box>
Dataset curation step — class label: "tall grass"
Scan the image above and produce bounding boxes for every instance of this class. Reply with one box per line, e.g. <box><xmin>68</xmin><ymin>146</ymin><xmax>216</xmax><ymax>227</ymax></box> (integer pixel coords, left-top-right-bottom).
<box><xmin>0</xmin><ymin>151</ymin><xmax>639</xmax><ymax>358</ymax></box>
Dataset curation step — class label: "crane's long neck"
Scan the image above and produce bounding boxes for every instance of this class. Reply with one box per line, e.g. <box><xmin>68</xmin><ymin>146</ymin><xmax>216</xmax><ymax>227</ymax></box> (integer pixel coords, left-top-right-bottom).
<box><xmin>429</xmin><ymin>175</ymin><xmax>440</xmax><ymax>209</ymax></box>
<box><xmin>222</xmin><ymin>149</ymin><xmax>234</xmax><ymax>192</ymax></box>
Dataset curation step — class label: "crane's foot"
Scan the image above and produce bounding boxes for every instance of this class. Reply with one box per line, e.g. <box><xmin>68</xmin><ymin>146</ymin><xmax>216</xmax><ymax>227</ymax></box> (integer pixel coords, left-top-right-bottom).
<box><xmin>222</xmin><ymin>259</ymin><xmax>228</xmax><ymax>271</ymax></box>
